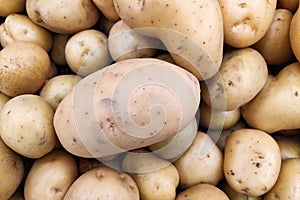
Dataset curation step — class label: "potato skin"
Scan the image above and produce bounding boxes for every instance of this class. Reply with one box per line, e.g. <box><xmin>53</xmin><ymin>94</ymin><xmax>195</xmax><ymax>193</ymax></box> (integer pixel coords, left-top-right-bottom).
<box><xmin>24</xmin><ymin>150</ymin><xmax>78</xmax><ymax>200</ymax></box>
<box><xmin>290</xmin><ymin>6</ymin><xmax>300</xmax><ymax>62</ymax></box>
<box><xmin>50</xmin><ymin>34</ymin><xmax>71</xmax><ymax>66</ymax></box>
<box><xmin>0</xmin><ymin>0</ymin><xmax>25</xmax><ymax>17</ymax></box>
<box><xmin>92</xmin><ymin>0</ymin><xmax>120</xmax><ymax>22</ymax></box>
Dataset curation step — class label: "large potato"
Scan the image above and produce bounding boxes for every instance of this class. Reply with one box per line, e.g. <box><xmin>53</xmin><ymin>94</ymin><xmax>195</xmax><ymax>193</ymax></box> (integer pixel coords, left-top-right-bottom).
<box><xmin>26</xmin><ymin>0</ymin><xmax>100</xmax><ymax>34</ymax></box>
<box><xmin>201</xmin><ymin>48</ymin><xmax>268</xmax><ymax>111</ymax></box>
<box><xmin>113</xmin><ymin>0</ymin><xmax>224</xmax><ymax>80</ymax></box>
<box><xmin>0</xmin><ymin>137</ymin><xmax>24</xmax><ymax>199</ymax></box>
<box><xmin>64</xmin><ymin>166</ymin><xmax>139</xmax><ymax>200</ymax></box>
<box><xmin>219</xmin><ymin>0</ymin><xmax>277</xmax><ymax>48</ymax></box>
<box><xmin>242</xmin><ymin>62</ymin><xmax>300</xmax><ymax>133</ymax></box>
<box><xmin>0</xmin><ymin>94</ymin><xmax>57</xmax><ymax>158</ymax></box>
<box><xmin>290</xmin><ymin>5</ymin><xmax>300</xmax><ymax>62</ymax></box>
<box><xmin>0</xmin><ymin>41</ymin><xmax>50</xmax><ymax>97</ymax></box>
<box><xmin>224</xmin><ymin>129</ymin><xmax>281</xmax><ymax>197</ymax></box>
<box><xmin>0</xmin><ymin>14</ymin><xmax>53</xmax><ymax>52</ymax></box>
<box><xmin>54</xmin><ymin>58</ymin><xmax>200</xmax><ymax>158</ymax></box>
<box><xmin>253</xmin><ymin>9</ymin><xmax>293</xmax><ymax>65</ymax></box>
<box><xmin>0</xmin><ymin>0</ymin><xmax>25</xmax><ymax>17</ymax></box>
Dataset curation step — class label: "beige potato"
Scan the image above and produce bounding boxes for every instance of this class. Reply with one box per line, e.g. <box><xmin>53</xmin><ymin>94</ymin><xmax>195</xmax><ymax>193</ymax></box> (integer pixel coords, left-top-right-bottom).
<box><xmin>54</xmin><ymin>58</ymin><xmax>200</xmax><ymax>158</ymax></box>
<box><xmin>26</xmin><ymin>0</ymin><xmax>100</xmax><ymax>34</ymax></box>
<box><xmin>64</xmin><ymin>166</ymin><xmax>139</xmax><ymax>200</ymax></box>
<box><xmin>264</xmin><ymin>158</ymin><xmax>300</xmax><ymax>199</ymax></box>
<box><xmin>113</xmin><ymin>0</ymin><xmax>224</xmax><ymax>80</ymax></box>
<box><xmin>221</xmin><ymin>181</ymin><xmax>263</xmax><ymax>200</ymax></box>
<box><xmin>65</xmin><ymin>29</ymin><xmax>112</xmax><ymax>76</ymax></box>
<box><xmin>0</xmin><ymin>137</ymin><xmax>24</xmax><ymax>200</ymax></box>
<box><xmin>224</xmin><ymin>129</ymin><xmax>281</xmax><ymax>196</ymax></box>
<box><xmin>277</xmin><ymin>0</ymin><xmax>299</xmax><ymax>12</ymax></box>
<box><xmin>242</xmin><ymin>62</ymin><xmax>300</xmax><ymax>133</ymax></box>
<box><xmin>201</xmin><ymin>48</ymin><xmax>268</xmax><ymax>111</ymax></box>
<box><xmin>176</xmin><ymin>183</ymin><xmax>229</xmax><ymax>200</ymax></box>
<box><xmin>0</xmin><ymin>0</ymin><xmax>25</xmax><ymax>17</ymax></box>
<box><xmin>40</xmin><ymin>75</ymin><xmax>82</xmax><ymax>110</ymax></box>
<box><xmin>24</xmin><ymin>150</ymin><xmax>78</xmax><ymax>200</ymax></box>
<box><xmin>253</xmin><ymin>9</ymin><xmax>293</xmax><ymax>65</ymax></box>
<box><xmin>0</xmin><ymin>14</ymin><xmax>53</xmax><ymax>51</ymax></box>
<box><xmin>50</xmin><ymin>34</ymin><xmax>71</xmax><ymax>66</ymax></box>
<box><xmin>108</xmin><ymin>20</ymin><xmax>160</xmax><ymax>62</ymax></box>
<box><xmin>219</xmin><ymin>0</ymin><xmax>277</xmax><ymax>48</ymax></box>
<box><xmin>274</xmin><ymin>135</ymin><xmax>300</xmax><ymax>160</ymax></box>
<box><xmin>0</xmin><ymin>41</ymin><xmax>50</xmax><ymax>97</ymax></box>
<box><xmin>122</xmin><ymin>149</ymin><xmax>179</xmax><ymax>200</ymax></box>
<box><xmin>174</xmin><ymin>131</ymin><xmax>224</xmax><ymax>189</ymax></box>
<box><xmin>290</xmin><ymin>5</ymin><xmax>300</xmax><ymax>62</ymax></box>
<box><xmin>92</xmin><ymin>0</ymin><xmax>120</xmax><ymax>22</ymax></box>
<box><xmin>0</xmin><ymin>94</ymin><xmax>57</xmax><ymax>158</ymax></box>
<box><xmin>199</xmin><ymin>101</ymin><xmax>241</xmax><ymax>130</ymax></box>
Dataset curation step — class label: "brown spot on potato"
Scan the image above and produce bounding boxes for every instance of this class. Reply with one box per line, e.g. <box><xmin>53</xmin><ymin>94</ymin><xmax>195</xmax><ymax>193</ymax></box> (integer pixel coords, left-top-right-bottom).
<box><xmin>52</xmin><ymin>187</ymin><xmax>62</xmax><ymax>193</ymax></box>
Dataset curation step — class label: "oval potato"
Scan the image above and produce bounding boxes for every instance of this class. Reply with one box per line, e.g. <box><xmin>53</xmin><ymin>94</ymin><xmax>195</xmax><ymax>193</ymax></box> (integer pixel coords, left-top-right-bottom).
<box><xmin>0</xmin><ymin>0</ymin><xmax>25</xmax><ymax>17</ymax></box>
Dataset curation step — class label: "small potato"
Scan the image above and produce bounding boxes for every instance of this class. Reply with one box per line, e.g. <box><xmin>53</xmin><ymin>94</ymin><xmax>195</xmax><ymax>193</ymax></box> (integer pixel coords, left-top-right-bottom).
<box><xmin>264</xmin><ymin>158</ymin><xmax>300</xmax><ymax>199</ymax></box>
<box><xmin>92</xmin><ymin>0</ymin><xmax>120</xmax><ymax>22</ymax></box>
<box><xmin>201</xmin><ymin>48</ymin><xmax>268</xmax><ymax>111</ymax></box>
<box><xmin>50</xmin><ymin>34</ymin><xmax>71</xmax><ymax>66</ymax></box>
<box><xmin>274</xmin><ymin>135</ymin><xmax>300</xmax><ymax>160</ymax></box>
<box><xmin>176</xmin><ymin>183</ymin><xmax>229</xmax><ymax>200</ymax></box>
<box><xmin>26</xmin><ymin>0</ymin><xmax>100</xmax><ymax>34</ymax></box>
<box><xmin>122</xmin><ymin>149</ymin><xmax>179</xmax><ymax>200</ymax></box>
<box><xmin>40</xmin><ymin>75</ymin><xmax>82</xmax><ymax>110</ymax></box>
<box><xmin>199</xmin><ymin>101</ymin><xmax>241</xmax><ymax>130</ymax></box>
<box><xmin>0</xmin><ymin>94</ymin><xmax>57</xmax><ymax>158</ymax></box>
<box><xmin>253</xmin><ymin>9</ymin><xmax>293</xmax><ymax>65</ymax></box>
<box><xmin>173</xmin><ymin>131</ymin><xmax>224</xmax><ymax>189</ymax></box>
<box><xmin>0</xmin><ymin>14</ymin><xmax>53</xmax><ymax>52</ymax></box>
<box><xmin>65</xmin><ymin>29</ymin><xmax>112</xmax><ymax>76</ymax></box>
<box><xmin>0</xmin><ymin>92</ymin><xmax>10</xmax><ymax>110</ymax></box>
<box><xmin>64</xmin><ymin>166</ymin><xmax>140</xmax><ymax>200</ymax></box>
<box><xmin>0</xmin><ymin>138</ymin><xmax>24</xmax><ymax>199</ymax></box>
<box><xmin>224</xmin><ymin>129</ymin><xmax>281</xmax><ymax>196</ymax></box>
<box><xmin>219</xmin><ymin>0</ymin><xmax>277</xmax><ymax>48</ymax></box>
<box><xmin>0</xmin><ymin>41</ymin><xmax>50</xmax><ymax>97</ymax></box>
<box><xmin>24</xmin><ymin>150</ymin><xmax>78</xmax><ymax>200</ymax></box>
<box><xmin>0</xmin><ymin>0</ymin><xmax>25</xmax><ymax>17</ymax></box>
<box><xmin>108</xmin><ymin>20</ymin><xmax>160</xmax><ymax>62</ymax></box>
<box><xmin>221</xmin><ymin>181</ymin><xmax>263</xmax><ymax>200</ymax></box>
<box><xmin>277</xmin><ymin>0</ymin><xmax>299</xmax><ymax>13</ymax></box>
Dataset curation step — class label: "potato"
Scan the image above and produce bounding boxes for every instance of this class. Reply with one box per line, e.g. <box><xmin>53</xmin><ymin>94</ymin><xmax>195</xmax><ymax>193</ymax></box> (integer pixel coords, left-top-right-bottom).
<box><xmin>0</xmin><ymin>0</ymin><xmax>25</xmax><ymax>17</ymax></box>
<box><xmin>47</xmin><ymin>62</ymin><xmax>58</xmax><ymax>79</ymax></box>
<box><xmin>221</xmin><ymin>181</ymin><xmax>263</xmax><ymax>200</ymax></box>
<box><xmin>24</xmin><ymin>150</ymin><xmax>78</xmax><ymax>200</ymax></box>
<box><xmin>264</xmin><ymin>158</ymin><xmax>300</xmax><ymax>199</ymax></box>
<box><xmin>241</xmin><ymin>62</ymin><xmax>300</xmax><ymax>133</ymax></box>
<box><xmin>0</xmin><ymin>92</ymin><xmax>10</xmax><ymax>110</ymax></box>
<box><xmin>290</xmin><ymin>5</ymin><xmax>300</xmax><ymax>62</ymax></box>
<box><xmin>108</xmin><ymin>20</ymin><xmax>161</xmax><ymax>62</ymax></box>
<box><xmin>253</xmin><ymin>9</ymin><xmax>293</xmax><ymax>65</ymax></box>
<box><xmin>50</xmin><ymin>34</ymin><xmax>71</xmax><ymax>66</ymax></box>
<box><xmin>54</xmin><ymin>58</ymin><xmax>200</xmax><ymax>158</ymax></box>
<box><xmin>122</xmin><ymin>149</ymin><xmax>179</xmax><ymax>200</ymax></box>
<box><xmin>40</xmin><ymin>75</ymin><xmax>82</xmax><ymax>110</ymax></box>
<box><xmin>26</xmin><ymin>0</ymin><xmax>100</xmax><ymax>34</ymax></box>
<box><xmin>219</xmin><ymin>0</ymin><xmax>277</xmax><ymax>48</ymax></box>
<box><xmin>199</xmin><ymin>101</ymin><xmax>241</xmax><ymax>130</ymax></box>
<box><xmin>0</xmin><ymin>137</ymin><xmax>24</xmax><ymax>199</ymax></box>
<box><xmin>274</xmin><ymin>135</ymin><xmax>300</xmax><ymax>160</ymax></box>
<box><xmin>277</xmin><ymin>0</ymin><xmax>299</xmax><ymax>13</ymax></box>
<box><xmin>96</xmin><ymin>16</ymin><xmax>115</xmax><ymax>35</ymax></box>
<box><xmin>201</xmin><ymin>48</ymin><xmax>268</xmax><ymax>111</ymax></box>
<box><xmin>113</xmin><ymin>0</ymin><xmax>224</xmax><ymax>80</ymax></box>
<box><xmin>176</xmin><ymin>183</ymin><xmax>229</xmax><ymax>200</ymax></box>
<box><xmin>0</xmin><ymin>94</ymin><xmax>57</xmax><ymax>158</ymax></box>
<box><xmin>0</xmin><ymin>41</ymin><xmax>50</xmax><ymax>97</ymax></box>
<box><xmin>224</xmin><ymin>129</ymin><xmax>281</xmax><ymax>196</ymax></box>
<box><xmin>65</xmin><ymin>29</ymin><xmax>112</xmax><ymax>76</ymax></box>
<box><xmin>156</xmin><ymin>53</ymin><xmax>176</xmax><ymax>64</ymax></box>
<box><xmin>173</xmin><ymin>131</ymin><xmax>224</xmax><ymax>189</ymax></box>
<box><xmin>64</xmin><ymin>166</ymin><xmax>139</xmax><ymax>200</ymax></box>
<box><xmin>8</xmin><ymin>186</ymin><xmax>24</xmax><ymax>200</ymax></box>
<box><xmin>92</xmin><ymin>0</ymin><xmax>120</xmax><ymax>22</ymax></box>
<box><xmin>0</xmin><ymin>14</ymin><xmax>53</xmax><ymax>52</ymax></box>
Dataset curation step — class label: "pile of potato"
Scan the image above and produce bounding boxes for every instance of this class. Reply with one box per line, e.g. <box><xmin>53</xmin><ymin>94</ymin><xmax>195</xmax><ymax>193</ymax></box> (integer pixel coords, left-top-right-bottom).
<box><xmin>0</xmin><ymin>0</ymin><xmax>300</xmax><ymax>199</ymax></box>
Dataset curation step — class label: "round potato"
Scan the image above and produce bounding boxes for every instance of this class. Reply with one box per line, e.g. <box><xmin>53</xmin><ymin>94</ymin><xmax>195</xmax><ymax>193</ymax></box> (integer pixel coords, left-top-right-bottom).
<box><xmin>40</xmin><ymin>75</ymin><xmax>82</xmax><ymax>110</ymax></box>
<box><xmin>0</xmin><ymin>137</ymin><xmax>24</xmax><ymax>200</ymax></box>
<box><xmin>0</xmin><ymin>94</ymin><xmax>57</xmax><ymax>158</ymax></box>
<box><xmin>64</xmin><ymin>166</ymin><xmax>139</xmax><ymax>200</ymax></box>
<box><xmin>253</xmin><ymin>9</ymin><xmax>293</xmax><ymax>65</ymax></box>
<box><xmin>201</xmin><ymin>48</ymin><xmax>268</xmax><ymax>111</ymax></box>
<box><xmin>0</xmin><ymin>41</ymin><xmax>50</xmax><ymax>97</ymax></box>
<box><xmin>65</xmin><ymin>29</ymin><xmax>112</xmax><ymax>76</ymax></box>
<box><xmin>0</xmin><ymin>0</ymin><xmax>25</xmax><ymax>17</ymax></box>
<box><xmin>24</xmin><ymin>150</ymin><xmax>78</xmax><ymax>200</ymax></box>
<box><xmin>0</xmin><ymin>14</ymin><xmax>53</xmax><ymax>51</ymax></box>
<box><xmin>174</xmin><ymin>131</ymin><xmax>224</xmax><ymax>189</ymax></box>
<box><xmin>224</xmin><ymin>129</ymin><xmax>281</xmax><ymax>196</ymax></box>
<box><xmin>219</xmin><ymin>0</ymin><xmax>277</xmax><ymax>48</ymax></box>
<box><xmin>50</xmin><ymin>33</ymin><xmax>71</xmax><ymax>66</ymax></box>
<box><xmin>26</xmin><ymin>0</ymin><xmax>100</xmax><ymax>34</ymax></box>
<box><xmin>264</xmin><ymin>158</ymin><xmax>300</xmax><ymax>200</ymax></box>
<box><xmin>92</xmin><ymin>0</ymin><xmax>120</xmax><ymax>22</ymax></box>
<box><xmin>176</xmin><ymin>183</ymin><xmax>229</xmax><ymax>200</ymax></box>
<box><xmin>290</xmin><ymin>6</ymin><xmax>300</xmax><ymax>62</ymax></box>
